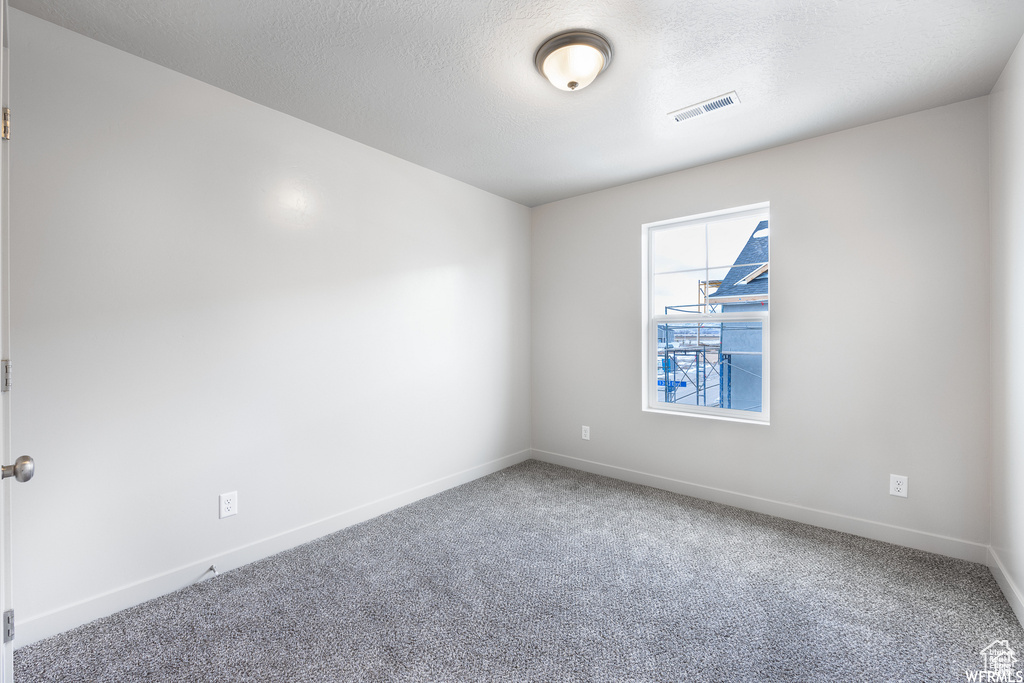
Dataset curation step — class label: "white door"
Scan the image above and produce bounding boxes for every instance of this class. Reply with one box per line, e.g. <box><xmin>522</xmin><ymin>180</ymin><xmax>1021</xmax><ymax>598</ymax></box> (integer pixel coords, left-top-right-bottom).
<box><xmin>1</xmin><ymin>0</ymin><xmax>15</xmax><ymax>679</ymax></box>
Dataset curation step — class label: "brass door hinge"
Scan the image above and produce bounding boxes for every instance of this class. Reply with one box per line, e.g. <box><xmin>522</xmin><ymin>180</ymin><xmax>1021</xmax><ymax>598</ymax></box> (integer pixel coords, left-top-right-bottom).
<box><xmin>2</xmin><ymin>108</ymin><xmax>9</xmax><ymax>141</ymax></box>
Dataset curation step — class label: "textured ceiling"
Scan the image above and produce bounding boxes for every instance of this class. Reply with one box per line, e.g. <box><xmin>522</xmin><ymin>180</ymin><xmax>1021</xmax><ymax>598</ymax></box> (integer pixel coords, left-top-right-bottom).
<box><xmin>11</xmin><ymin>0</ymin><xmax>1024</xmax><ymax>206</ymax></box>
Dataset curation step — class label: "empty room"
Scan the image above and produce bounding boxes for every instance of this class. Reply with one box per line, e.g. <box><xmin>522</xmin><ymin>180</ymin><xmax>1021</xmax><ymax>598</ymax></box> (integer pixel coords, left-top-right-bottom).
<box><xmin>0</xmin><ymin>0</ymin><xmax>1022</xmax><ymax>681</ymax></box>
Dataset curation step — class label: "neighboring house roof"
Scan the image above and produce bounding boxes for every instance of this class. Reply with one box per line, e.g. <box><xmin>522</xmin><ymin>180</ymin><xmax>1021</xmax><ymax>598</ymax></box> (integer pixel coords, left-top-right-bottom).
<box><xmin>708</xmin><ymin>220</ymin><xmax>769</xmax><ymax>302</ymax></box>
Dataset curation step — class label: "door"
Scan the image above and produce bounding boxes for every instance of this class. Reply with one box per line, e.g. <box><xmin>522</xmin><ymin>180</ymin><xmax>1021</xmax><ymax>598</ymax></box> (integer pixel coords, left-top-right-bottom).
<box><xmin>1</xmin><ymin>0</ymin><xmax>13</xmax><ymax>679</ymax></box>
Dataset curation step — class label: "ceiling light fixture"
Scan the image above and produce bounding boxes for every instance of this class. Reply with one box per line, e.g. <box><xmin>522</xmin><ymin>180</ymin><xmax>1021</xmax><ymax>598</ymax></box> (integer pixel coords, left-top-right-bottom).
<box><xmin>535</xmin><ymin>30</ymin><xmax>612</xmax><ymax>92</ymax></box>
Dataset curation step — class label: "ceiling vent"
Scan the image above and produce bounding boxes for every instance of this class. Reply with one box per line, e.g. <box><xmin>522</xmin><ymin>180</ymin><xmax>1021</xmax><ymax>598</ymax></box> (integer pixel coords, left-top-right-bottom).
<box><xmin>668</xmin><ymin>91</ymin><xmax>740</xmax><ymax>123</ymax></box>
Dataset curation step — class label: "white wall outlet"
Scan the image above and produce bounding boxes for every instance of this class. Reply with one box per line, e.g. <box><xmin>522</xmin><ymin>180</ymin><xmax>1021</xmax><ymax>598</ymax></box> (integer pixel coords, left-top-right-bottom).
<box><xmin>582</xmin><ymin>425</ymin><xmax>590</xmax><ymax>440</ymax></box>
<box><xmin>219</xmin><ymin>491</ymin><xmax>238</xmax><ymax>518</ymax></box>
<box><xmin>889</xmin><ymin>475</ymin><xmax>908</xmax><ymax>498</ymax></box>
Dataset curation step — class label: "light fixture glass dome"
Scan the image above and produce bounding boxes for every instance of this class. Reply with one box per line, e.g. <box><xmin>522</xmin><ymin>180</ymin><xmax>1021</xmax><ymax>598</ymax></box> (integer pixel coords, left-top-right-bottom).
<box><xmin>535</xmin><ymin>31</ymin><xmax>612</xmax><ymax>92</ymax></box>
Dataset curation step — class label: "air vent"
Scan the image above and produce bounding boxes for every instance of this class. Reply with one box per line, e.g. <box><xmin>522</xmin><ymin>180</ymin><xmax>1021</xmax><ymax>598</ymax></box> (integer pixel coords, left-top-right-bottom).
<box><xmin>668</xmin><ymin>91</ymin><xmax>740</xmax><ymax>123</ymax></box>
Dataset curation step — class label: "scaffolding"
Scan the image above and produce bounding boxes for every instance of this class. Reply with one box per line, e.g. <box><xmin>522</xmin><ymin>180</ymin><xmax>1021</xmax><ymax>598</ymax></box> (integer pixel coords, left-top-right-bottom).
<box><xmin>663</xmin><ymin>279</ymin><xmax>723</xmax><ymax>316</ymax></box>
<box><xmin>657</xmin><ymin>330</ymin><xmax>764</xmax><ymax>409</ymax></box>
<box><xmin>659</xmin><ymin>344</ymin><xmax>730</xmax><ymax>408</ymax></box>
<box><xmin>657</xmin><ymin>275</ymin><xmax>763</xmax><ymax>411</ymax></box>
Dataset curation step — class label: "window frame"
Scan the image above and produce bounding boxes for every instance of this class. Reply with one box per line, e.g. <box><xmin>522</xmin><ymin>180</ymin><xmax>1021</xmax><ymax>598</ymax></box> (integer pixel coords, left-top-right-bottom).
<box><xmin>641</xmin><ymin>203</ymin><xmax>770</xmax><ymax>424</ymax></box>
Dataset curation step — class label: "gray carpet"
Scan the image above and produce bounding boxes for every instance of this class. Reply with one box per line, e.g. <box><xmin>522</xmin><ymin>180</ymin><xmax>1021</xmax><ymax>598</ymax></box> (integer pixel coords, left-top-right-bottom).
<box><xmin>15</xmin><ymin>460</ymin><xmax>1024</xmax><ymax>682</ymax></box>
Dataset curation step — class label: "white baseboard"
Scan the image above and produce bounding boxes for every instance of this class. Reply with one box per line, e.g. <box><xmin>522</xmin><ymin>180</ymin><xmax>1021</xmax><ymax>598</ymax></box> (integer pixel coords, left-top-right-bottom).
<box><xmin>989</xmin><ymin>547</ymin><xmax>1024</xmax><ymax>628</ymax></box>
<box><xmin>18</xmin><ymin>449</ymin><xmax>532</xmax><ymax>647</ymax></box>
<box><xmin>532</xmin><ymin>449</ymin><xmax>990</xmax><ymax>565</ymax></box>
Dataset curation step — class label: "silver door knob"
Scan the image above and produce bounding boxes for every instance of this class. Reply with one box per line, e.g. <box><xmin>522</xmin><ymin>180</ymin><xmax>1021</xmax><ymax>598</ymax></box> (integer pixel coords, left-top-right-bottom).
<box><xmin>2</xmin><ymin>456</ymin><xmax>34</xmax><ymax>483</ymax></box>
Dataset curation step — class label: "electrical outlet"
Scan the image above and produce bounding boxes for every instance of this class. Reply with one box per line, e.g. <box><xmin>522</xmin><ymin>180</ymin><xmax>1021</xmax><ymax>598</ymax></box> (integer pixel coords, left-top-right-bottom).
<box><xmin>582</xmin><ymin>425</ymin><xmax>590</xmax><ymax>440</ymax></box>
<box><xmin>219</xmin><ymin>491</ymin><xmax>238</xmax><ymax>519</ymax></box>
<box><xmin>889</xmin><ymin>475</ymin><xmax>908</xmax><ymax>498</ymax></box>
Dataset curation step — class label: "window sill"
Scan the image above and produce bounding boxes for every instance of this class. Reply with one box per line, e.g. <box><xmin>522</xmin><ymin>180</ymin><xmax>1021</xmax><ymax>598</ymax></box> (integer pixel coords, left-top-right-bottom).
<box><xmin>642</xmin><ymin>405</ymin><xmax>770</xmax><ymax>425</ymax></box>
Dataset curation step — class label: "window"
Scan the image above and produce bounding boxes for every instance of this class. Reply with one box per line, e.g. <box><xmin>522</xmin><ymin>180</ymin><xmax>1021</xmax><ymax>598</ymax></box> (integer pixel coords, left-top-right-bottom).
<box><xmin>642</xmin><ymin>203</ymin><xmax>769</xmax><ymax>423</ymax></box>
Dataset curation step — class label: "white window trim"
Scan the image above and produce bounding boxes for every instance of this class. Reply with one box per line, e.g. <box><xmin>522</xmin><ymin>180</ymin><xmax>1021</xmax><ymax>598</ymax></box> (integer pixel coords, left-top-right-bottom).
<box><xmin>641</xmin><ymin>202</ymin><xmax>770</xmax><ymax>425</ymax></box>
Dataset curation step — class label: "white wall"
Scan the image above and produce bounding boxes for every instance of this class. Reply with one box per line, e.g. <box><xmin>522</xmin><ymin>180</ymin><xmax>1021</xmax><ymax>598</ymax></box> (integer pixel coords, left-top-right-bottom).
<box><xmin>8</xmin><ymin>10</ymin><xmax>531</xmax><ymax>644</ymax></box>
<box><xmin>532</xmin><ymin>97</ymin><xmax>991</xmax><ymax>561</ymax></box>
<box><xmin>991</xmin><ymin>31</ymin><xmax>1024</xmax><ymax>624</ymax></box>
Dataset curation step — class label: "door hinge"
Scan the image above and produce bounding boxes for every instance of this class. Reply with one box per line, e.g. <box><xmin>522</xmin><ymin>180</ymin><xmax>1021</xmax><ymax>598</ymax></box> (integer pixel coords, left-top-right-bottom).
<box><xmin>1</xmin><ymin>361</ymin><xmax>10</xmax><ymax>392</ymax></box>
<box><xmin>3</xmin><ymin>610</ymin><xmax>13</xmax><ymax>643</ymax></box>
<box><xmin>2</xmin><ymin>108</ymin><xmax>9</xmax><ymax>141</ymax></box>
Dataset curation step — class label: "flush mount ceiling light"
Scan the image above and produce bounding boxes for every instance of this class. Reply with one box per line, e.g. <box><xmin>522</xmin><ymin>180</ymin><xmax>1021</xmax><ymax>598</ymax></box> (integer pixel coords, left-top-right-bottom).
<box><xmin>535</xmin><ymin>30</ymin><xmax>612</xmax><ymax>92</ymax></box>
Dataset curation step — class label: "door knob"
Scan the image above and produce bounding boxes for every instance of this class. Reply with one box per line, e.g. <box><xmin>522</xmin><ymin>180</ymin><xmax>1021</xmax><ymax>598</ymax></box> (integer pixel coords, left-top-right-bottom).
<box><xmin>2</xmin><ymin>456</ymin><xmax>34</xmax><ymax>483</ymax></box>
